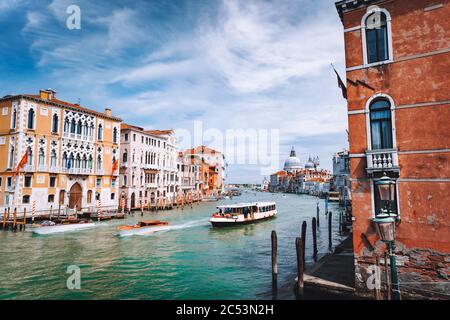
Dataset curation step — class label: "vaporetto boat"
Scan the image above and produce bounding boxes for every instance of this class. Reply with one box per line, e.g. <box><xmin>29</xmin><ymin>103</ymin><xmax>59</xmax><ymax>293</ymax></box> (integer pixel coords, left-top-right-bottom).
<box><xmin>32</xmin><ymin>221</ymin><xmax>97</xmax><ymax>235</ymax></box>
<box><xmin>210</xmin><ymin>202</ymin><xmax>277</xmax><ymax>227</ymax></box>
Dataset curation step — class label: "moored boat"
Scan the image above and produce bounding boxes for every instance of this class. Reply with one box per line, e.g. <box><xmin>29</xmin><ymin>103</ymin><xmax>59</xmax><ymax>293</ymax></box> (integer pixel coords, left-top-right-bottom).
<box><xmin>117</xmin><ymin>220</ymin><xmax>169</xmax><ymax>236</ymax></box>
<box><xmin>210</xmin><ymin>202</ymin><xmax>277</xmax><ymax>227</ymax></box>
<box><xmin>32</xmin><ymin>220</ymin><xmax>96</xmax><ymax>235</ymax></box>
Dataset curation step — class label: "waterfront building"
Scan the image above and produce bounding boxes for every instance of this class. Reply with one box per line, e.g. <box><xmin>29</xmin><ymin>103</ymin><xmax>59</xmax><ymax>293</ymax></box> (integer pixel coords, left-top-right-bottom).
<box><xmin>0</xmin><ymin>89</ymin><xmax>121</xmax><ymax>214</ymax></box>
<box><xmin>177</xmin><ymin>151</ymin><xmax>201</xmax><ymax>201</ymax></box>
<box><xmin>336</xmin><ymin>0</ymin><xmax>450</xmax><ymax>298</ymax></box>
<box><xmin>181</xmin><ymin>146</ymin><xmax>226</xmax><ymax>197</ymax></box>
<box><xmin>119</xmin><ymin>124</ymin><xmax>178</xmax><ymax>209</ymax></box>
<box><xmin>332</xmin><ymin>149</ymin><xmax>351</xmax><ymax>206</ymax></box>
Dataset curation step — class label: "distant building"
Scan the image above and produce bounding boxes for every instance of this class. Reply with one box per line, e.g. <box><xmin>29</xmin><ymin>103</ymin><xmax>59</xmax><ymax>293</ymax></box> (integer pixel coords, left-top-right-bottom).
<box><xmin>269</xmin><ymin>147</ymin><xmax>331</xmax><ymax>194</ymax></box>
<box><xmin>181</xmin><ymin>146</ymin><xmax>225</xmax><ymax>197</ymax></box>
<box><xmin>332</xmin><ymin>149</ymin><xmax>351</xmax><ymax>205</ymax></box>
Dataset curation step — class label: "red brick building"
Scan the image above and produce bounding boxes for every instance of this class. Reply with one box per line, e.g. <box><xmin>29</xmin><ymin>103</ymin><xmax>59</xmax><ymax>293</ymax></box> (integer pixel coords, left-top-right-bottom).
<box><xmin>336</xmin><ymin>0</ymin><xmax>449</xmax><ymax>298</ymax></box>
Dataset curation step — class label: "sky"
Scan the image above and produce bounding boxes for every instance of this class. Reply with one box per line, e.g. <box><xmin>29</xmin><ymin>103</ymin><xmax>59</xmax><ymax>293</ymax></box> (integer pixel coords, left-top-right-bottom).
<box><xmin>0</xmin><ymin>0</ymin><xmax>349</xmax><ymax>184</ymax></box>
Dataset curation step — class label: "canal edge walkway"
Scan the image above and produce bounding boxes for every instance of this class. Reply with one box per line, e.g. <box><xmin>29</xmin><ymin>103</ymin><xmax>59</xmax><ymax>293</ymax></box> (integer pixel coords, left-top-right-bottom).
<box><xmin>296</xmin><ymin>234</ymin><xmax>356</xmax><ymax>298</ymax></box>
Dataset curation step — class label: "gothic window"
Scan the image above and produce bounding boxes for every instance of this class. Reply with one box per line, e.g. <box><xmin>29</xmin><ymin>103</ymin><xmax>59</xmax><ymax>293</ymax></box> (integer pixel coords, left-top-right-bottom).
<box><xmin>52</xmin><ymin>114</ymin><xmax>59</xmax><ymax>133</ymax></box>
<box><xmin>8</xmin><ymin>145</ymin><xmax>14</xmax><ymax>168</ymax></box>
<box><xmin>70</xmin><ymin>119</ymin><xmax>76</xmax><ymax>133</ymax></box>
<box><xmin>64</xmin><ymin>118</ymin><xmax>69</xmax><ymax>133</ymax></box>
<box><xmin>38</xmin><ymin>148</ymin><xmax>45</xmax><ymax>165</ymax></box>
<box><xmin>27</xmin><ymin>108</ymin><xmax>35</xmax><ymax>129</ymax></box>
<box><xmin>77</xmin><ymin>120</ymin><xmax>82</xmax><ymax>135</ymax></box>
<box><xmin>370</xmin><ymin>99</ymin><xmax>393</xmax><ymax>150</ymax></box>
<box><xmin>62</xmin><ymin>152</ymin><xmax>68</xmax><ymax>168</ymax></box>
<box><xmin>97</xmin><ymin>155</ymin><xmax>102</xmax><ymax>171</ymax></box>
<box><xmin>50</xmin><ymin>150</ymin><xmax>57</xmax><ymax>167</ymax></box>
<box><xmin>27</xmin><ymin>147</ymin><xmax>33</xmax><ymax>166</ymax></box>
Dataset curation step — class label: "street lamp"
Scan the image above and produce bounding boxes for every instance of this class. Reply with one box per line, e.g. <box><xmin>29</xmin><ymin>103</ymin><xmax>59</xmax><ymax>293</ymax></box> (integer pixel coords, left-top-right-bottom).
<box><xmin>372</xmin><ymin>173</ymin><xmax>401</xmax><ymax>300</ymax></box>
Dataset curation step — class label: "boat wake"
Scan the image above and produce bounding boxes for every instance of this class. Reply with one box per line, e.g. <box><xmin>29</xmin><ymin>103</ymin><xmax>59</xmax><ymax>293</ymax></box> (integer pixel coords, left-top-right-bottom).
<box><xmin>116</xmin><ymin>219</ymin><xmax>209</xmax><ymax>237</ymax></box>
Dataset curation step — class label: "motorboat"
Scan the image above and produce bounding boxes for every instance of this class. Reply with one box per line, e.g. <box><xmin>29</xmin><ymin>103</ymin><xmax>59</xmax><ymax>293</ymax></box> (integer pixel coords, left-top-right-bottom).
<box><xmin>210</xmin><ymin>202</ymin><xmax>277</xmax><ymax>227</ymax></box>
<box><xmin>117</xmin><ymin>220</ymin><xmax>169</xmax><ymax>236</ymax></box>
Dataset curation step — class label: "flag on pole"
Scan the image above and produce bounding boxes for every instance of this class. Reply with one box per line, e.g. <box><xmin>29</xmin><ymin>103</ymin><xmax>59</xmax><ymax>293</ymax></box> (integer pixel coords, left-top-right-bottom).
<box><xmin>331</xmin><ymin>63</ymin><xmax>347</xmax><ymax>99</ymax></box>
<box><xmin>15</xmin><ymin>149</ymin><xmax>29</xmax><ymax>176</ymax></box>
<box><xmin>111</xmin><ymin>159</ymin><xmax>119</xmax><ymax>176</ymax></box>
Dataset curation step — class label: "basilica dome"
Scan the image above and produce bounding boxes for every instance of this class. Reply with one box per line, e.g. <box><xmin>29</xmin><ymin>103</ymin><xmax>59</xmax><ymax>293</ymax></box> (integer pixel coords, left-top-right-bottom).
<box><xmin>284</xmin><ymin>147</ymin><xmax>303</xmax><ymax>172</ymax></box>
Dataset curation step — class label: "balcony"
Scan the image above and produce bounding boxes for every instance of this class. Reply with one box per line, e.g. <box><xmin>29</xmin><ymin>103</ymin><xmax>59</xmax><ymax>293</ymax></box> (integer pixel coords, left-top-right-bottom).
<box><xmin>366</xmin><ymin>149</ymin><xmax>399</xmax><ymax>176</ymax></box>
<box><xmin>61</xmin><ymin>167</ymin><xmax>93</xmax><ymax>175</ymax></box>
<box><xmin>37</xmin><ymin>165</ymin><xmax>47</xmax><ymax>172</ymax></box>
<box><xmin>49</xmin><ymin>166</ymin><xmax>59</xmax><ymax>173</ymax></box>
<box><xmin>24</xmin><ymin>165</ymin><xmax>34</xmax><ymax>172</ymax></box>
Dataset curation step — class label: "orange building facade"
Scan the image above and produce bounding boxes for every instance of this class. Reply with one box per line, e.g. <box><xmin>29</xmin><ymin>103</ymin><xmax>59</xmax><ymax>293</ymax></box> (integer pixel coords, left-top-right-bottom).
<box><xmin>0</xmin><ymin>89</ymin><xmax>121</xmax><ymax>215</ymax></box>
<box><xmin>336</xmin><ymin>0</ymin><xmax>450</xmax><ymax>298</ymax></box>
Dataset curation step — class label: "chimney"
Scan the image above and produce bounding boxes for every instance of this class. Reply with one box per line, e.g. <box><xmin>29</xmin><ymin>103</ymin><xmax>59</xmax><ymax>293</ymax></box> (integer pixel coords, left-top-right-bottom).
<box><xmin>39</xmin><ymin>88</ymin><xmax>56</xmax><ymax>100</ymax></box>
<box><xmin>104</xmin><ymin>108</ymin><xmax>112</xmax><ymax>117</ymax></box>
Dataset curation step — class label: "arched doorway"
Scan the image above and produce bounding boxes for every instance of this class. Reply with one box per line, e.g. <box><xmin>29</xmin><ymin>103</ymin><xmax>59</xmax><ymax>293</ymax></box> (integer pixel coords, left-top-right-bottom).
<box><xmin>69</xmin><ymin>183</ymin><xmax>82</xmax><ymax>209</ymax></box>
<box><xmin>130</xmin><ymin>192</ymin><xmax>135</xmax><ymax>209</ymax></box>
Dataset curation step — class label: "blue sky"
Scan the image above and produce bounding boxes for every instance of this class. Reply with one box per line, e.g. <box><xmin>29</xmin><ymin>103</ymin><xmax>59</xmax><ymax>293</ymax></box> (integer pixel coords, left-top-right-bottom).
<box><xmin>0</xmin><ymin>0</ymin><xmax>348</xmax><ymax>183</ymax></box>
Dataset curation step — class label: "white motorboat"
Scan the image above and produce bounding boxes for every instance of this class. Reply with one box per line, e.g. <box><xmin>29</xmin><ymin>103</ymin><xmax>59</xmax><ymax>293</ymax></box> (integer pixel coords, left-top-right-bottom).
<box><xmin>32</xmin><ymin>221</ymin><xmax>96</xmax><ymax>235</ymax></box>
<box><xmin>116</xmin><ymin>220</ymin><xmax>170</xmax><ymax>237</ymax></box>
<box><xmin>210</xmin><ymin>202</ymin><xmax>277</xmax><ymax>227</ymax></box>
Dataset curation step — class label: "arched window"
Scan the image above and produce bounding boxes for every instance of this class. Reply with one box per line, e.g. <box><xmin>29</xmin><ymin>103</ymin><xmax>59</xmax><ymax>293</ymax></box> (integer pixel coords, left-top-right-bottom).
<box><xmin>64</xmin><ymin>118</ymin><xmax>69</xmax><ymax>132</ymax></box>
<box><xmin>77</xmin><ymin>120</ymin><xmax>82</xmax><ymax>135</ymax></box>
<box><xmin>50</xmin><ymin>150</ymin><xmax>57</xmax><ymax>167</ymax></box>
<box><xmin>8</xmin><ymin>145</ymin><xmax>14</xmax><ymax>168</ymax></box>
<box><xmin>70</xmin><ymin>119</ymin><xmax>76</xmax><ymax>133</ymax></box>
<box><xmin>27</xmin><ymin>147</ymin><xmax>33</xmax><ymax>165</ymax></box>
<box><xmin>82</xmin><ymin>155</ymin><xmax>87</xmax><ymax>169</ymax></box>
<box><xmin>38</xmin><ymin>148</ymin><xmax>45</xmax><ymax>165</ymax></box>
<box><xmin>75</xmin><ymin>154</ymin><xmax>81</xmax><ymax>168</ymax></box>
<box><xmin>97</xmin><ymin>124</ymin><xmax>103</xmax><ymax>141</ymax></box>
<box><xmin>27</xmin><ymin>108</ymin><xmax>35</xmax><ymax>129</ymax></box>
<box><xmin>364</xmin><ymin>10</ymin><xmax>391</xmax><ymax>64</ymax></box>
<box><xmin>123</xmin><ymin>149</ymin><xmax>128</xmax><ymax>163</ymax></box>
<box><xmin>370</xmin><ymin>99</ymin><xmax>393</xmax><ymax>150</ymax></box>
<box><xmin>113</xmin><ymin>127</ymin><xmax>118</xmax><ymax>143</ymax></box>
<box><xmin>97</xmin><ymin>155</ymin><xmax>102</xmax><ymax>171</ymax></box>
<box><xmin>52</xmin><ymin>114</ymin><xmax>59</xmax><ymax>133</ymax></box>
<box><xmin>62</xmin><ymin>152</ymin><xmax>68</xmax><ymax>168</ymax></box>
<box><xmin>68</xmin><ymin>153</ymin><xmax>74</xmax><ymax>169</ymax></box>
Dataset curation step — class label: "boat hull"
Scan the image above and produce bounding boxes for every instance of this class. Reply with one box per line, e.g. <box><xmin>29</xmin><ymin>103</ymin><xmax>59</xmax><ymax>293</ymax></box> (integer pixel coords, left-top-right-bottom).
<box><xmin>32</xmin><ymin>223</ymin><xmax>96</xmax><ymax>235</ymax></box>
<box><xmin>117</xmin><ymin>225</ymin><xmax>171</xmax><ymax>236</ymax></box>
<box><xmin>210</xmin><ymin>214</ymin><xmax>276</xmax><ymax>228</ymax></box>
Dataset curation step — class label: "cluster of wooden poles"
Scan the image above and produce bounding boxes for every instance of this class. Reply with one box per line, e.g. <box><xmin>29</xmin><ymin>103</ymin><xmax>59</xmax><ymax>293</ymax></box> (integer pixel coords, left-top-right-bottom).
<box><xmin>270</xmin><ymin>206</ymin><xmax>336</xmax><ymax>297</ymax></box>
<box><xmin>1</xmin><ymin>208</ymin><xmax>28</xmax><ymax>231</ymax></box>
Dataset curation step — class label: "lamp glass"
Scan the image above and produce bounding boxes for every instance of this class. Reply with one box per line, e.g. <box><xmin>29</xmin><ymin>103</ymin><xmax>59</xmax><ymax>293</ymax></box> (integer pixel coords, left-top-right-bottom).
<box><xmin>373</xmin><ymin>217</ymin><xmax>396</xmax><ymax>242</ymax></box>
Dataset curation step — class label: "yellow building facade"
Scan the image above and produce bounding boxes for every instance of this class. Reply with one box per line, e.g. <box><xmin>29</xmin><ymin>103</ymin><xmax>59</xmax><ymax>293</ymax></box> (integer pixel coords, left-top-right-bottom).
<box><xmin>0</xmin><ymin>89</ymin><xmax>121</xmax><ymax>215</ymax></box>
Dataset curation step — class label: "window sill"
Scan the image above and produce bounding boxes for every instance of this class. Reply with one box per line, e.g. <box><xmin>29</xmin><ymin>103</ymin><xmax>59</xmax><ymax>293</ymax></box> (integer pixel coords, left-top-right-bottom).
<box><xmin>363</xmin><ymin>59</ymin><xmax>393</xmax><ymax>69</ymax></box>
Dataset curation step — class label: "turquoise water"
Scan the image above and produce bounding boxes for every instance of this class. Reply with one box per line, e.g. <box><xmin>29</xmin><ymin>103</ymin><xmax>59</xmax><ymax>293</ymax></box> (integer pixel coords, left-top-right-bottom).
<box><xmin>0</xmin><ymin>191</ymin><xmax>343</xmax><ymax>300</ymax></box>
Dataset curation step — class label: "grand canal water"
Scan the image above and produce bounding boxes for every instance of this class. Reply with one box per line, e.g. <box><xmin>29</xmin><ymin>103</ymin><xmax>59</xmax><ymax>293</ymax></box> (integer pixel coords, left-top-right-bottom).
<box><xmin>0</xmin><ymin>191</ymin><xmax>344</xmax><ymax>300</ymax></box>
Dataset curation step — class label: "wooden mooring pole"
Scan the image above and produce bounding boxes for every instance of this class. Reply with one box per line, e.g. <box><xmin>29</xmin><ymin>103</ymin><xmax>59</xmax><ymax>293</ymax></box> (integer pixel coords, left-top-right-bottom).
<box><xmin>22</xmin><ymin>208</ymin><xmax>27</xmax><ymax>230</ymax></box>
<box><xmin>295</xmin><ymin>237</ymin><xmax>304</xmax><ymax>297</ymax></box>
<box><xmin>301</xmin><ymin>221</ymin><xmax>307</xmax><ymax>269</ymax></box>
<box><xmin>328</xmin><ymin>211</ymin><xmax>332</xmax><ymax>250</ymax></box>
<box><xmin>316</xmin><ymin>202</ymin><xmax>320</xmax><ymax>227</ymax></box>
<box><xmin>271</xmin><ymin>230</ymin><xmax>278</xmax><ymax>294</ymax></box>
<box><xmin>312</xmin><ymin>217</ymin><xmax>318</xmax><ymax>261</ymax></box>
<box><xmin>13</xmin><ymin>208</ymin><xmax>17</xmax><ymax>231</ymax></box>
<box><xmin>2</xmin><ymin>208</ymin><xmax>6</xmax><ymax>229</ymax></box>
